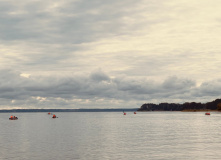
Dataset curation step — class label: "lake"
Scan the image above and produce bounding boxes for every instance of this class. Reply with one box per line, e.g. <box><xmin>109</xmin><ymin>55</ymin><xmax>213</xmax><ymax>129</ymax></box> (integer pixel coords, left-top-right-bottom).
<box><xmin>1</xmin><ymin>111</ymin><xmax>221</xmax><ymax>160</ymax></box>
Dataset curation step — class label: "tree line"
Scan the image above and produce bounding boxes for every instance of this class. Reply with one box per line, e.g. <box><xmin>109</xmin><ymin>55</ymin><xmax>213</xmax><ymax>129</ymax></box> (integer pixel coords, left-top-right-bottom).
<box><xmin>138</xmin><ymin>98</ymin><xmax>221</xmax><ymax>111</ymax></box>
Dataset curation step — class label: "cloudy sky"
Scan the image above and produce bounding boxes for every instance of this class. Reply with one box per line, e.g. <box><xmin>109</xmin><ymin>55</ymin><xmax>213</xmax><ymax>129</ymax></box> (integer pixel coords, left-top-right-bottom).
<box><xmin>1</xmin><ymin>0</ymin><xmax>221</xmax><ymax>109</ymax></box>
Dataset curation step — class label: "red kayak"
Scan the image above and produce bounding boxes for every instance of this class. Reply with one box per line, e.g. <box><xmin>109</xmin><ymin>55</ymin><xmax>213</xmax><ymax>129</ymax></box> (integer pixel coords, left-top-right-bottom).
<box><xmin>9</xmin><ymin>116</ymin><xmax>18</xmax><ymax>120</ymax></box>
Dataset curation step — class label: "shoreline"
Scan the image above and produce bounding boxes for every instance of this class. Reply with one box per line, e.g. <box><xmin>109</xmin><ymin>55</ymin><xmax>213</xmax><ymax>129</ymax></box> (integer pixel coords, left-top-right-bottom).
<box><xmin>181</xmin><ymin>109</ymin><xmax>217</xmax><ymax>112</ymax></box>
<box><xmin>138</xmin><ymin>110</ymin><xmax>219</xmax><ymax>112</ymax></box>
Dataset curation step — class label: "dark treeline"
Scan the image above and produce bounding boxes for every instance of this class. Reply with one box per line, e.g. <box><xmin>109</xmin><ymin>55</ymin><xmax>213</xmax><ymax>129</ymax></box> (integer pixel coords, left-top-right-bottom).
<box><xmin>138</xmin><ymin>98</ymin><xmax>221</xmax><ymax>111</ymax></box>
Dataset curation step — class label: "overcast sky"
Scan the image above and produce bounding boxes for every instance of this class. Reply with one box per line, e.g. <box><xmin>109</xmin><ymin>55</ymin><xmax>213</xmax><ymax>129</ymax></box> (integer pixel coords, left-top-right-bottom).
<box><xmin>1</xmin><ymin>0</ymin><xmax>221</xmax><ymax>109</ymax></box>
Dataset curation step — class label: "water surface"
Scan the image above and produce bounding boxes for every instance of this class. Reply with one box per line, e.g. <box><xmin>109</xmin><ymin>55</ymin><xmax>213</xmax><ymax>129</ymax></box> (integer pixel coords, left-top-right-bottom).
<box><xmin>1</xmin><ymin>112</ymin><xmax>221</xmax><ymax>160</ymax></box>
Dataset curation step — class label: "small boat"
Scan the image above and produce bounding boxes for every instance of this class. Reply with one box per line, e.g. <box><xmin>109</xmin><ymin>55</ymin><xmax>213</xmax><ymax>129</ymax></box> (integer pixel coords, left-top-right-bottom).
<box><xmin>52</xmin><ymin>114</ymin><xmax>57</xmax><ymax>118</ymax></box>
<box><xmin>205</xmin><ymin>112</ymin><xmax>210</xmax><ymax>115</ymax></box>
<box><xmin>134</xmin><ymin>112</ymin><xmax>136</xmax><ymax>114</ymax></box>
<box><xmin>48</xmin><ymin>112</ymin><xmax>51</xmax><ymax>115</ymax></box>
<box><xmin>9</xmin><ymin>116</ymin><xmax>18</xmax><ymax>120</ymax></box>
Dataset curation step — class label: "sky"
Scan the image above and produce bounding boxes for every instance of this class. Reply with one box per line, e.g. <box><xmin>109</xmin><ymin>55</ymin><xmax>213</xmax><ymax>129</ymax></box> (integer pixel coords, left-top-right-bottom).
<box><xmin>1</xmin><ymin>0</ymin><xmax>221</xmax><ymax>109</ymax></box>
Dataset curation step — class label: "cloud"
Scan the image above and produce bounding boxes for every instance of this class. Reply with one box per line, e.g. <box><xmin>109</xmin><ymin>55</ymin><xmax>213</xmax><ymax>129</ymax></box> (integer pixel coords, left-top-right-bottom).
<box><xmin>1</xmin><ymin>0</ymin><xmax>221</xmax><ymax>108</ymax></box>
<box><xmin>0</xmin><ymin>0</ymin><xmax>172</xmax><ymax>45</ymax></box>
<box><xmin>0</xmin><ymin>69</ymin><xmax>220</xmax><ymax>109</ymax></box>
<box><xmin>89</xmin><ymin>69</ymin><xmax>110</xmax><ymax>82</ymax></box>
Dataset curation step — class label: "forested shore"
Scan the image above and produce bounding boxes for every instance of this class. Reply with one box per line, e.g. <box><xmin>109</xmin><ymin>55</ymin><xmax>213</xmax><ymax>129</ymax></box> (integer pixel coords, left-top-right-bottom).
<box><xmin>138</xmin><ymin>99</ymin><xmax>221</xmax><ymax>111</ymax></box>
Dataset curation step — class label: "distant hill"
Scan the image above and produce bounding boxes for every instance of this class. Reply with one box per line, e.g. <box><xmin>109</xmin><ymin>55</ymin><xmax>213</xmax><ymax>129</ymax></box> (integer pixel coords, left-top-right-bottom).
<box><xmin>2</xmin><ymin>98</ymin><xmax>221</xmax><ymax>112</ymax></box>
<box><xmin>0</xmin><ymin>108</ymin><xmax>137</xmax><ymax>113</ymax></box>
<box><xmin>138</xmin><ymin>98</ymin><xmax>221</xmax><ymax>111</ymax></box>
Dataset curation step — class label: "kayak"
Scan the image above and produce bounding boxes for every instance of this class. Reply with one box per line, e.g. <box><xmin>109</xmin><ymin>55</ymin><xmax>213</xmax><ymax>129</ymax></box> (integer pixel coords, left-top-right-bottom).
<box><xmin>9</xmin><ymin>117</ymin><xmax>18</xmax><ymax>120</ymax></box>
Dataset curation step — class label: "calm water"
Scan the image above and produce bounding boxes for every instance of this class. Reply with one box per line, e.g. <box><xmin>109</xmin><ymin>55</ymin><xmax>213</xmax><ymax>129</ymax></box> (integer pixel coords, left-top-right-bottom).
<box><xmin>1</xmin><ymin>112</ymin><xmax>221</xmax><ymax>160</ymax></box>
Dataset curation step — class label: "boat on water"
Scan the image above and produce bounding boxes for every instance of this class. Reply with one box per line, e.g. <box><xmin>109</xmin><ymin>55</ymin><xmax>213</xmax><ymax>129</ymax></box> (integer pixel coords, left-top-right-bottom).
<box><xmin>9</xmin><ymin>115</ymin><xmax>18</xmax><ymax>120</ymax></box>
<box><xmin>52</xmin><ymin>114</ymin><xmax>57</xmax><ymax>118</ymax></box>
<box><xmin>205</xmin><ymin>112</ymin><xmax>210</xmax><ymax>115</ymax></box>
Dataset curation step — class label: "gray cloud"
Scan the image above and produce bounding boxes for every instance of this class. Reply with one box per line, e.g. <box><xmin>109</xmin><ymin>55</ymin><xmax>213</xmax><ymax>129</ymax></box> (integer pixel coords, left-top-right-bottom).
<box><xmin>1</xmin><ymin>0</ymin><xmax>221</xmax><ymax>109</ymax></box>
<box><xmin>0</xmin><ymin>69</ymin><xmax>220</xmax><ymax>109</ymax></box>
<box><xmin>0</xmin><ymin>0</ymin><xmax>169</xmax><ymax>44</ymax></box>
